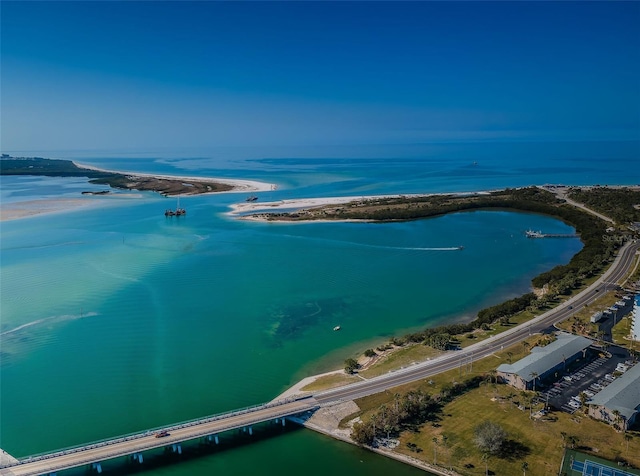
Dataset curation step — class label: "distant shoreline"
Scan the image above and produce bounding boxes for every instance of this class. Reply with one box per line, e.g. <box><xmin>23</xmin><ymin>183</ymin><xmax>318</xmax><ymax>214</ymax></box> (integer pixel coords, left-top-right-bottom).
<box><xmin>0</xmin><ymin>157</ymin><xmax>276</xmax><ymax>221</ymax></box>
<box><xmin>72</xmin><ymin>161</ymin><xmax>276</xmax><ymax>195</ymax></box>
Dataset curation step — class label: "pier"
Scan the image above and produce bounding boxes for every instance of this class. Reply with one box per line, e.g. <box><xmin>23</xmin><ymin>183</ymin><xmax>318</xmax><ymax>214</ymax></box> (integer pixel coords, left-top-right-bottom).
<box><xmin>0</xmin><ymin>397</ymin><xmax>317</xmax><ymax>476</ymax></box>
<box><xmin>526</xmin><ymin>230</ymin><xmax>579</xmax><ymax>239</ymax></box>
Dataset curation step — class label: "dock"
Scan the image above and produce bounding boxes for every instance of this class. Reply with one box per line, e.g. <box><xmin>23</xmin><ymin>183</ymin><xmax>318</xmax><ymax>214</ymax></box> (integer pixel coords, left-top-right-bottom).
<box><xmin>526</xmin><ymin>230</ymin><xmax>579</xmax><ymax>239</ymax></box>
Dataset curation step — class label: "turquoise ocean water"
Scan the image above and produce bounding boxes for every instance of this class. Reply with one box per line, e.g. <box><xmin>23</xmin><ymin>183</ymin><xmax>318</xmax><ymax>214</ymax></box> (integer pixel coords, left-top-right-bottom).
<box><xmin>1</xmin><ymin>141</ymin><xmax>638</xmax><ymax>475</ymax></box>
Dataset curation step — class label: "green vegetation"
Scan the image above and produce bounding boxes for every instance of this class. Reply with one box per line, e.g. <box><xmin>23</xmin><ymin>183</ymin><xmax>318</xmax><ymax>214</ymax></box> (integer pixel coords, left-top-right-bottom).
<box><xmin>351</xmin><ymin>387</ymin><xmax>443</xmax><ymax>445</ymax></box>
<box><xmin>0</xmin><ymin>156</ymin><xmax>233</xmax><ymax>195</ymax></box>
<box><xmin>300</xmin><ymin>373</ymin><xmax>360</xmax><ymax>392</ymax></box>
<box><xmin>262</xmin><ymin>187</ymin><xmax>627</xmax><ymax>355</ymax></box>
<box><xmin>359</xmin><ymin>344</ymin><xmax>442</xmax><ymax>379</ymax></box>
<box><xmin>0</xmin><ymin>157</ymin><xmax>117</xmax><ymax>179</ymax></box>
<box><xmin>345</xmin><ymin>339</ymin><xmax>640</xmax><ymax>475</ymax></box>
<box><xmin>555</xmin><ymin>290</ymin><xmax>619</xmax><ymax>339</ymax></box>
<box><xmin>344</xmin><ymin>358</ymin><xmax>359</xmax><ymax>374</ymax></box>
<box><xmin>612</xmin><ymin>316</ymin><xmax>633</xmax><ymax>347</ymax></box>
<box><xmin>568</xmin><ymin>187</ymin><xmax>640</xmax><ymax>224</ymax></box>
<box><xmin>288</xmin><ymin>187</ymin><xmax>637</xmax><ymax>378</ymax></box>
<box><xmin>474</xmin><ymin>420</ymin><xmax>508</xmax><ymax>455</ymax></box>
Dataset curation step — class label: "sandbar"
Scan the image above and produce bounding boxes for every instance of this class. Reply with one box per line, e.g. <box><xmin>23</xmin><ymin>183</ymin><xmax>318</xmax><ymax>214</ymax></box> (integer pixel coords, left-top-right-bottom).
<box><xmin>74</xmin><ymin>162</ymin><xmax>275</xmax><ymax>194</ymax></box>
<box><xmin>0</xmin><ymin>198</ymin><xmax>130</xmax><ymax>222</ymax></box>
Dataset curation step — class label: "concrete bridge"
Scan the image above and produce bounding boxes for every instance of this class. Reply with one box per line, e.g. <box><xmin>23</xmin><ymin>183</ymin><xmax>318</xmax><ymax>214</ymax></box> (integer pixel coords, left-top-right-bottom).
<box><xmin>0</xmin><ymin>397</ymin><xmax>317</xmax><ymax>476</ymax></box>
<box><xmin>2</xmin><ymin>241</ymin><xmax>638</xmax><ymax>476</ymax></box>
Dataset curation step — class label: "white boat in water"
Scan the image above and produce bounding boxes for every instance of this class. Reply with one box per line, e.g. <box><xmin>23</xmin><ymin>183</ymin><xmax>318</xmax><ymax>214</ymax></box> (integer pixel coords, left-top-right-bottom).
<box><xmin>333</xmin><ymin>325</ymin><xmax>341</xmax><ymax>331</ymax></box>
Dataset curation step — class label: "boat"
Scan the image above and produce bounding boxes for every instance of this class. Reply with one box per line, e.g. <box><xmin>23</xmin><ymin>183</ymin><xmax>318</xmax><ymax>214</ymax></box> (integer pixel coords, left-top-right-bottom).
<box><xmin>525</xmin><ymin>230</ymin><xmax>544</xmax><ymax>238</ymax></box>
<box><xmin>246</xmin><ymin>195</ymin><xmax>258</xmax><ymax>202</ymax></box>
<box><xmin>165</xmin><ymin>197</ymin><xmax>186</xmax><ymax>217</ymax></box>
<box><xmin>333</xmin><ymin>325</ymin><xmax>341</xmax><ymax>331</ymax></box>
<box><xmin>457</xmin><ymin>246</ymin><xmax>464</xmax><ymax>250</ymax></box>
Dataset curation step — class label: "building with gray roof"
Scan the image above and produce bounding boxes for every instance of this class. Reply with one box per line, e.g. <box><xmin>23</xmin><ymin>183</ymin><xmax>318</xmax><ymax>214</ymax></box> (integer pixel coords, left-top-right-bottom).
<box><xmin>632</xmin><ymin>294</ymin><xmax>640</xmax><ymax>342</ymax></box>
<box><xmin>497</xmin><ymin>332</ymin><xmax>592</xmax><ymax>390</ymax></box>
<box><xmin>588</xmin><ymin>362</ymin><xmax>640</xmax><ymax>430</ymax></box>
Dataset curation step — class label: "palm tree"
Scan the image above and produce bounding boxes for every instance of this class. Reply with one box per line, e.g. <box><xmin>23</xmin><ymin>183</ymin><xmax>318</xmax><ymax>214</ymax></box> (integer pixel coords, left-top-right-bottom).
<box><xmin>370</xmin><ymin>414</ymin><xmax>378</xmax><ymax>438</ymax></box>
<box><xmin>507</xmin><ymin>351</ymin><xmax>513</xmax><ymax>364</ymax></box>
<box><xmin>529</xmin><ymin>372</ymin><xmax>539</xmax><ymax>392</ymax></box>
<box><xmin>522</xmin><ymin>461</ymin><xmax>529</xmax><ymax>476</ymax></box>
<box><xmin>487</xmin><ymin>369</ymin><xmax>497</xmax><ymax>385</ymax></box>
<box><xmin>624</xmin><ymin>433</ymin><xmax>632</xmax><ymax>452</ymax></box>
<box><xmin>432</xmin><ymin>437</ymin><xmax>438</xmax><ymax>465</ymax></box>
<box><xmin>441</xmin><ymin>434</ymin><xmax>451</xmax><ymax>469</ymax></box>
<box><xmin>579</xmin><ymin>391</ymin><xmax>588</xmax><ymax>410</ymax></box>
<box><xmin>393</xmin><ymin>393</ymin><xmax>401</xmax><ymax>413</ymax></box>
<box><xmin>612</xmin><ymin>409</ymin><xmax>621</xmax><ymax>430</ymax></box>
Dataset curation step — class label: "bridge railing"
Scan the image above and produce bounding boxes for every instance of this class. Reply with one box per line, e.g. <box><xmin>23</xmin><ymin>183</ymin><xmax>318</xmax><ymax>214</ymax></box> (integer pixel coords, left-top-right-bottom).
<box><xmin>5</xmin><ymin>395</ymin><xmax>313</xmax><ymax>468</ymax></box>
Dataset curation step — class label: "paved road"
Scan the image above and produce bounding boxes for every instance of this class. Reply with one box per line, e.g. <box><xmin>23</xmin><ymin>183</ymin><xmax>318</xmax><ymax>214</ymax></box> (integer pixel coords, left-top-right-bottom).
<box><xmin>314</xmin><ymin>241</ymin><xmax>639</xmax><ymax>404</ymax></box>
<box><xmin>3</xmin><ymin>242</ymin><xmax>637</xmax><ymax>476</ymax></box>
<box><xmin>539</xmin><ymin>186</ymin><xmax>616</xmax><ymax>224</ymax></box>
<box><xmin>1</xmin><ymin>399</ymin><xmax>317</xmax><ymax>476</ymax></box>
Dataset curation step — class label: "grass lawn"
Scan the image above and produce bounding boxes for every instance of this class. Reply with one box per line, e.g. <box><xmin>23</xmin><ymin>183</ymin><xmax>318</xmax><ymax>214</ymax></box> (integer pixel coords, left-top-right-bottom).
<box><xmin>359</xmin><ymin>344</ymin><xmax>443</xmax><ymax>378</ymax></box>
<box><xmin>612</xmin><ymin>315</ymin><xmax>633</xmax><ymax>347</ymax></box>
<box><xmin>343</xmin><ymin>338</ymin><xmax>640</xmax><ymax>476</ymax></box>
<box><xmin>555</xmin><ymin>290</ymin><xmax>620</xmax><ymax>337</ymax></box>
<box><xmin>300</xmin><ymin>373</ymin><xmax>360</xmax><ymax>392</ymax></box>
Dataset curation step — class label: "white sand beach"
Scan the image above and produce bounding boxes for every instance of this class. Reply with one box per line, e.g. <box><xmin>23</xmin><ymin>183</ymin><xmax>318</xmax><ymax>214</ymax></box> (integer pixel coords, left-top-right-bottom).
<box><xmin>228</xmin><ymin>194</ymin><xmax>415</xmax><ymax>217</ymax></box>
<box><xmin>1</xmin><ymin>163</ymin><xmax>276</xmax><ymax>222</ymax></box>
<box><xmin>74</xmin><ymin>162</ymin><xmax>276</xmax><ymax>193</ymax></box>
<box><xmin>228</xmin><ymin>190</ymin><xmax>495</xmax><ymax>221</ymax></box>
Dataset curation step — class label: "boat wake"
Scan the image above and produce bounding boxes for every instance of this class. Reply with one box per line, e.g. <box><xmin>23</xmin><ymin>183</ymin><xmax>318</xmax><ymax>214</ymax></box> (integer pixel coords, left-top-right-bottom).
<box><xmin>401</xmin><ymin>246</ymin><xmax>463</xmax><ymax>251</ymax></box>
<box><xmin>1</xmin><ymin>312</ymin><xmax>98</xmax><ymax>337</ymax></box>
<box><xmin>277</xmin><ymin>234</ymin><xmax>463</xmax><ymax>252</ymax></box>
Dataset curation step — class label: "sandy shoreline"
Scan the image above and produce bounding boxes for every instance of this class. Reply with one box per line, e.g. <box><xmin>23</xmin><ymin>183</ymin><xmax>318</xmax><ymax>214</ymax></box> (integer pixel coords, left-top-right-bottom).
<box><xmin>229</xmin><ymin>194</ymin><xmax>424</xmax><ymax>216</ymax></box>
<box><xmin>228</xmin><ymin>191</ymin><xmax>491</xmax><ymax>220</ymax></box>
<box><xmin>1</xmin><ymin>163</ymin><xmax>276</xmax><ymax>222</ymax></box>
<box><xmin>73</xmin><ymin>161</ymin><xmax>276</xmax><ymax>193</ymax></box>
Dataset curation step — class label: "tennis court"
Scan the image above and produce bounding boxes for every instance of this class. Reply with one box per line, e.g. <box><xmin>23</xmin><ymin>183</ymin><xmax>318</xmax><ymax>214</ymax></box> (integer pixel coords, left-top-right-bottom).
<box><xmin>571</xmin><ymin>459</ymin><xmax>637</xmax><ymax>476</ymax></box>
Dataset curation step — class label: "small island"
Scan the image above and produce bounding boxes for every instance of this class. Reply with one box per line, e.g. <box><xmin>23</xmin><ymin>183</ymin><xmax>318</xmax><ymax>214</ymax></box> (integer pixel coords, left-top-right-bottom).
<box><xmin>0</xmin><ymin>156</ymin><xmax>272</xmax><ymax>196</ymax></box>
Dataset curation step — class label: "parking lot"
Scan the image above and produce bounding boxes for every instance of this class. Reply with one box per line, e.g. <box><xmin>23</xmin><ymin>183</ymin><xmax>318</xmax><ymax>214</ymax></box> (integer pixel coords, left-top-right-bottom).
<box><xmin>537</xmin><ymin>345</ymin><xmax>633</xmax><ymax>414</ymax></box>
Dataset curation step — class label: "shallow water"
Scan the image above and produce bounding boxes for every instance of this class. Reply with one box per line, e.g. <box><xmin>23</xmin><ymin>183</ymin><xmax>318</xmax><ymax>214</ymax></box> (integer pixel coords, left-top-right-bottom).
<box><xmin>1</xmin><ymin>141</ymin><xmax>635</xmax><ymax>474</ymax></box>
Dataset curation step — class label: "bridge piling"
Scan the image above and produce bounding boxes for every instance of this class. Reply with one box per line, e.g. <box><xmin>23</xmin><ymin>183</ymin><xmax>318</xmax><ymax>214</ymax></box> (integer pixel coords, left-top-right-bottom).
<box><xmin>1</xmin><ymin>397</ymin><xmax>319</xmax><ymax>475</ymax></box>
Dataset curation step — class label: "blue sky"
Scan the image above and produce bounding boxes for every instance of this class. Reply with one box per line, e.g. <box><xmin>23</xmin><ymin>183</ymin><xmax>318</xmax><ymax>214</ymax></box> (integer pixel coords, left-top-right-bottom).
<box><xmin>2</xmin><ymin>1</ymin><xmax>639</xmax><ymax>153</ymax></box>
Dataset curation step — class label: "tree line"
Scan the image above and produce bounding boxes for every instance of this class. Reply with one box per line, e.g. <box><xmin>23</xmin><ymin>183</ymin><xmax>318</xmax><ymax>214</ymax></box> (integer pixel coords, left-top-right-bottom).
<box><xmin>331</xmin><ymin>187</ymin><xmax>623</xmax><ymax>351</ymax></box>
<box><xmin>568</xmin><ymin>186</ymin><xmax>640</xmax><ymax>224</ymax></box>
<box><xmin>351</xmin><ymin>376</ymin><xmax>484</xmax><ymax>445</ymax></box>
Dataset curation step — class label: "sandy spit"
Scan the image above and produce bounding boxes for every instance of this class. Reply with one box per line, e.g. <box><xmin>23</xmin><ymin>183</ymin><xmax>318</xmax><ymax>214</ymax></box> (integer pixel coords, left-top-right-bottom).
<box><xmin>73</xmin><ymin>161</ymin><xmax>276</xmax><ymax>193</ymax></box>
<box><xmin>227</xmin><ymin>191</ymin><xmax>492</xmax><ymax>220</ymax></box>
